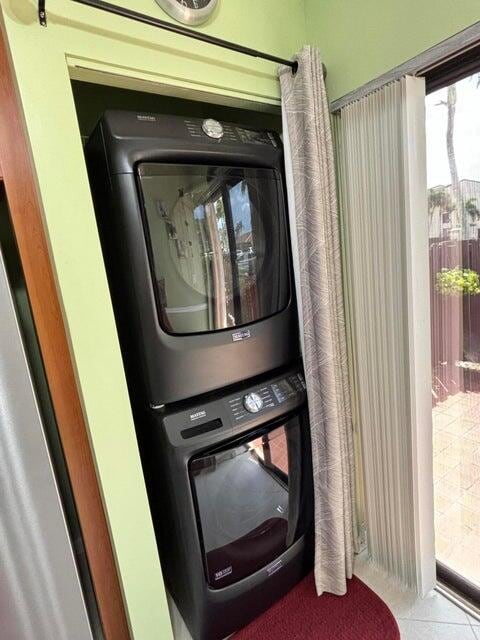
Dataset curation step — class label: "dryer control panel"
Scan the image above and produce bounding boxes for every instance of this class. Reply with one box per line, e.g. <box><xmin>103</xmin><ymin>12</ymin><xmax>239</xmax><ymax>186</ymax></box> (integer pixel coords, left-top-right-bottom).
<box><xmin>160</xmin><ymin>368</ymin><xmax>307</xmax><ymax>448</ymax></box>
<box><xmin>184</xmin><ymin>117</ymin><xmax>278</xmax><ymax>147</ymax></box>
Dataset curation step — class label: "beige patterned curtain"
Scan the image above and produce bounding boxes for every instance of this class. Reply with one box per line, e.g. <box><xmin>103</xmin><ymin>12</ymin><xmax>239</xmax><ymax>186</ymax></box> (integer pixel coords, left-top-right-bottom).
<box><xmin>279</xmin><ymin>46</ymin><xmax>356</xmax><ymax>596</ymax></box>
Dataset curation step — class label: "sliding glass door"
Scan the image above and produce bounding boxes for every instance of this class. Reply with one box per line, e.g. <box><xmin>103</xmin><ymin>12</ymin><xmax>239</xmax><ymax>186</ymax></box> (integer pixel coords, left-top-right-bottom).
<box><xmin>426</xmin><ymin>71</ymin><xmax>480</xmax><ymax>597</ymax></box>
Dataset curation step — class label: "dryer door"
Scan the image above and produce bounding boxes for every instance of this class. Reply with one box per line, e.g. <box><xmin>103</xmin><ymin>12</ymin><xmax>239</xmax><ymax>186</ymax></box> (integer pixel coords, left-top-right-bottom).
<box><xmin>137</xmin><ymin>164</ymin><xmax>290</xmax><ymax>335</ymax></box>
<box><xmin>189</xmin><ymin>410</ymin><xmax>311</xmax><ymax>588</ymax></box>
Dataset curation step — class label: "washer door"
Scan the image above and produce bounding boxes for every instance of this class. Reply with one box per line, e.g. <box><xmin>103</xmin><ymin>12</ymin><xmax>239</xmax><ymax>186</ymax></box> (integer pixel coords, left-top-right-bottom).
<box><xmin>189</xmin><ymin>410</ymin><xmax>309</xmax><ymax>588</ymax></box>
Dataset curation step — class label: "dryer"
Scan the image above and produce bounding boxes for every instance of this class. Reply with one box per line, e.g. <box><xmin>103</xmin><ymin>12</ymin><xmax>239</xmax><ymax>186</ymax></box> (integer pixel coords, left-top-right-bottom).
<box><xmin>85</xmin><ymin>111</ymin><xmax>298</xmax><ymax>407</ymax></box>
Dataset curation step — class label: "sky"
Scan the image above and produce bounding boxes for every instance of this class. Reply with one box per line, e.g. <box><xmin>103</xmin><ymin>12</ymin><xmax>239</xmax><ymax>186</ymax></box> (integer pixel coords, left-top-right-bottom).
<box><xmin>425</xmin><ymin>74</ymin><xmax>480</xmax><ymax>189</ymax></box>
<box><xmin>229</xmin><ymin>181</ymin><xmax>253</xmax><ymax>233</ymax></box>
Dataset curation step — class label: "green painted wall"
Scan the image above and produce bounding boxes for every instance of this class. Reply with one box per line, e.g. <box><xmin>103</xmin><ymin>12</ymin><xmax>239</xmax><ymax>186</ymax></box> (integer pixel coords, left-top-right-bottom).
<box><xmin>0</xmin><ymin>1</ymin><xmax>304</xmax><ymax>639</ymax></box>
<box><xmin>305</xmin><ymin>0</ymin><xmax>480</xmax><ymax>101</ymax></box>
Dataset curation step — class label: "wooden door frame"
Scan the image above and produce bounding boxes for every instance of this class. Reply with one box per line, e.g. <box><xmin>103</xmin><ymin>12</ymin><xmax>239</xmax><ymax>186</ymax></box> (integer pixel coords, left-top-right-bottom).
<box><xmin>0</xmin><ymin>27</ymin><xmax>130</xmax><ymax>640</ymax></box>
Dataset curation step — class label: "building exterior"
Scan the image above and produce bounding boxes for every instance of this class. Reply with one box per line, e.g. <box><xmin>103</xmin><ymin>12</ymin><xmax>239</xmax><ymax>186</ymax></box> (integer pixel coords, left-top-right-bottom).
<box><xmin>429</xmin><ymin>179</ymin><xmax>480</xmax><ymax>240</ymax></box>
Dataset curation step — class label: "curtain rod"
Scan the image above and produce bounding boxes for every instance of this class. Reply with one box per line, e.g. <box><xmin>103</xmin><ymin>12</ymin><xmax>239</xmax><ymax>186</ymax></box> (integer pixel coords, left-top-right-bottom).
<box><xmin>38</xmin><ymin>0</ymin><xmax>299</xmax><ymax>74</ymax></box>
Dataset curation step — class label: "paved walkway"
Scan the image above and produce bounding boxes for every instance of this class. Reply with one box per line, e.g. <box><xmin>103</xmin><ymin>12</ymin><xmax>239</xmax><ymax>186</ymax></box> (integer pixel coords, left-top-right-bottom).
<box><xmin>433</xmin><ymin>391</ymin><xmax>480</xmax><ymax>589</ymax></box>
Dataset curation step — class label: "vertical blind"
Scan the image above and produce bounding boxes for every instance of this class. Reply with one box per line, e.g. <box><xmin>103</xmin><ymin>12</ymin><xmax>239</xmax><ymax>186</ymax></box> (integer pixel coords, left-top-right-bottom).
<box><xmin>337</xmin><ymin>76</ymin><xmax>436</xmax><ymax>595</ymax></box>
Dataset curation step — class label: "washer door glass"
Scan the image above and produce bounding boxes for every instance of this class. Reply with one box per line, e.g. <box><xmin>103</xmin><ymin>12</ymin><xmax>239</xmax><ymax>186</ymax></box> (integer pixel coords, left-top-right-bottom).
<box><xmin>137</xmin><ymin>164</ymin><xmax>289</xmax><ymax>335</ymax></box>
<box><xmin>190</xmin><ymin>413</ymin><xmax>308</xmax><ymax>588</ymax></box>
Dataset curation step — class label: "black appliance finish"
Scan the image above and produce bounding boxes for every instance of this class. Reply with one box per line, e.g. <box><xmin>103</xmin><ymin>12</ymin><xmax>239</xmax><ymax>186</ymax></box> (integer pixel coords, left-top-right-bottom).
<box><xmin>85</xmin><ymin>111</ymin><xmax>298</xmax><ymax>407</ymax></box>
<box><xmin>141</xmin><ymin>365</ymin><xmax>313</xmax><ymax>640</ymax></box>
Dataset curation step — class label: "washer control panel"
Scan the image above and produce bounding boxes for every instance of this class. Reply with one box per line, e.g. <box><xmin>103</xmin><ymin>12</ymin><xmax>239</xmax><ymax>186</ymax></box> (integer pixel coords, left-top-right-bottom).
<box><xmin>227</xmin><ymin>372</ymin><xmax>306</xmax><ymax>423</ymax></box>
<box><xmin>162</xmin><ymin>368</ymin><xmax>307</xmax><ymax>446</ymax></box>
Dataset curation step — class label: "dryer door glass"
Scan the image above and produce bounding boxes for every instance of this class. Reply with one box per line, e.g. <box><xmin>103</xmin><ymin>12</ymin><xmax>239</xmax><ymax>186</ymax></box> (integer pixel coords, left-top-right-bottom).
<box><xmin>190</xmin><ymin>412</ymin><xmax>309</xmax><ymax>588</ymax></box>
<box><xmin>137</xmin><ymin>164</ymin><xmax>289</xmax><ymax>335</ymax></box>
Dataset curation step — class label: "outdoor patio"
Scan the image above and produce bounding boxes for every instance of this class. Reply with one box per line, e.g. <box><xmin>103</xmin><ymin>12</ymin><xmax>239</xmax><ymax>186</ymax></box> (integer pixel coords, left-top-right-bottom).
<box><xmin>433</xmin><ymin>390</ymin><xmax>480</xmax><ymax>588</ymax></box>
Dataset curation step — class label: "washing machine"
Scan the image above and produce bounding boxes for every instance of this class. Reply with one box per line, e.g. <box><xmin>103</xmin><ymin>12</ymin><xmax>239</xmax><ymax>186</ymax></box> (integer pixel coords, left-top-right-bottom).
<box><xmin>140</xmin><ymin>364</ymin><xmax>313</xmax><ymax>640</ymax></box>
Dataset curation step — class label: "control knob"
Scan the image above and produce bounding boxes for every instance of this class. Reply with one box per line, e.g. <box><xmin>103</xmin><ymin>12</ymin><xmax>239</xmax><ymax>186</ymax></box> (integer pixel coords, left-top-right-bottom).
<box><xmin>202</xmin><ymin>118</ymin><xmax>224</xmax><ymax>139</ymax></box>
<box><xmin>243</xmin><ymin>392</ymin><xmax>264</xmax><ymax>413</ymax></box>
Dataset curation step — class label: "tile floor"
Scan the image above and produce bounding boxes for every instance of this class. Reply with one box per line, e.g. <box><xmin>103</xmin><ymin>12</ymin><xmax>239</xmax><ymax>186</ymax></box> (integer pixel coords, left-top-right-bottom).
<box><xmin>433</xmin><ymin>391</ymin><xmax>480</xmax><ymax>589</ymax></box>
<box><xmin>354</xmin><ymin>552</ymin><xmax>480</xmax><ymax>640</ymax></box>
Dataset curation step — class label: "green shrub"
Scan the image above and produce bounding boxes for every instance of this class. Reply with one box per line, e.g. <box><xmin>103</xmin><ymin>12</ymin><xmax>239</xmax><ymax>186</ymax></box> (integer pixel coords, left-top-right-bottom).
<box><xmin>436</xmin><ymin>267</ymin><xmax>480</xmax><ymax>296</ymax></box>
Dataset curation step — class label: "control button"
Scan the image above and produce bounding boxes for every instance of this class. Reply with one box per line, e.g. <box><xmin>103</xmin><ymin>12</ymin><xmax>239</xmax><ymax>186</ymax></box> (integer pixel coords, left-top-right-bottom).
<box><xmin>243</xmin><ymin>392</ymin><xmax>264</xmax><ymax>413</ymax></box>
<box><xmin>202</xmin><ymin>118</ymin><xmax>224</xmax><ymax>139</ymax></box>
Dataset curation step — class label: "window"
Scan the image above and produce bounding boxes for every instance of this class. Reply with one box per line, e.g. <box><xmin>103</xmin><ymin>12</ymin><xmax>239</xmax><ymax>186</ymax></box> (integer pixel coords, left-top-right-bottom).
<box><xmin>426</xmin><ymin>70</ymin><xmax>480</xmax><ymax>598</ymax></box>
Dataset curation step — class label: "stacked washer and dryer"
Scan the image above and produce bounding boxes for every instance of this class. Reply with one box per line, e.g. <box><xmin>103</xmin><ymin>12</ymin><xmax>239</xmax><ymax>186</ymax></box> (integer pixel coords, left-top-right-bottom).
<box><xmin>86</xmin><ymin>110</ymin><xmax>313</xmax><ymax>640</ymax></box>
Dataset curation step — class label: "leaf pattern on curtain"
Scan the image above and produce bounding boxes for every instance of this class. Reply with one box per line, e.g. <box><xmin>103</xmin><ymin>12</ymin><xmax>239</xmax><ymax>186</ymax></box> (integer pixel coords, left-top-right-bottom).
<box><xmin>279</xmin><ymin>46</ymin><xmax>356</xmax><ymax>596</ymax></box>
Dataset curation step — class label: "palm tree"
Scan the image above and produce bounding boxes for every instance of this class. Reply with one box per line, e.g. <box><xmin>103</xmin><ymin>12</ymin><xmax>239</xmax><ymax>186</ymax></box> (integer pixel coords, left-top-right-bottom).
<box><xmin>446</xmin><ymin>85</ymin><xmax>460</xmax><ymax>231</ymax></box>
<box><xmin>464</xmin><ymin>197</ymin><xmax>480</xmax><ymax>221</ymax></box>
<box><xmin>428</xmin><ymin>187</ymin><xmax>453</xmax><ymax>237</ymax></box>
<box><xmin>438</xmin><ymin>85</ymin><xmax>460</xmax><ymax>236</ymax></box>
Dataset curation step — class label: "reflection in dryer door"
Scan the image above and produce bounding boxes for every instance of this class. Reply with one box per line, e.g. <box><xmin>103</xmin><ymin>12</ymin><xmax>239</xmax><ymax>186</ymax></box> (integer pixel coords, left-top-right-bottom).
<box><xmin>137</xmin><ymin>164</ymin><xmax>289</xmax><ymax>334</ymax></box>
<box><xmin>190</xmin><ymin>417</ymin><xmax>303</xmax><ymax>588</ymax></box>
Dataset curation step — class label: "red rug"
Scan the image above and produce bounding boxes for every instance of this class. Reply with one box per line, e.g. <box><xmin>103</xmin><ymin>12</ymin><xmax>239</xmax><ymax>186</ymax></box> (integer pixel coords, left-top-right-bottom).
<box><xmin>234</xmin><ymin>573</ymin><xmax>400</xmax><ymax>640</ymax></box>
